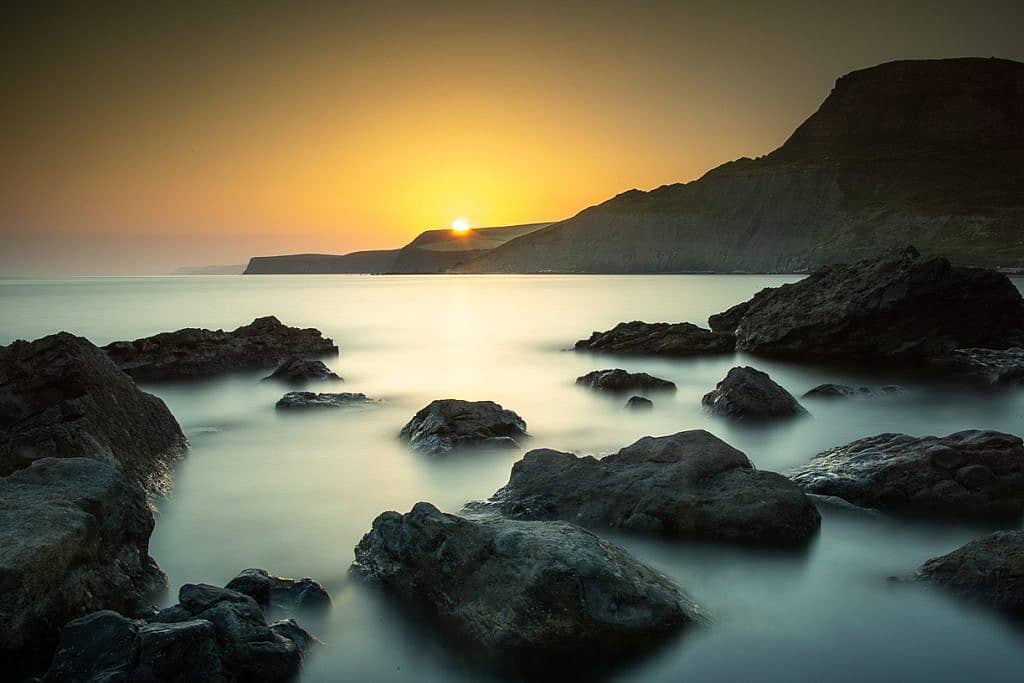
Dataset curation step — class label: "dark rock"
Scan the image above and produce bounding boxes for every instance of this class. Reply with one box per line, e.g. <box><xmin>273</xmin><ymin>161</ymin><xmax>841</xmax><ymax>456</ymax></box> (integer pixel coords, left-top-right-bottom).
<box><xmin>487</xmin><ymin>430</ymin><xmax>820</xmax><ymax>546</ymax></box>
<box><xmin>791</xmin><ymin>430</ymin><xmax>1024</xmax><ymax>519</ymax></box>
<box><xmin>225</xmin><ymin>568</ymin><xmax>333</xmax><ymax>613</ymax></box>
<box><xmin>0</xmin><ymin>332</ymin><xmax>187</xmax><ymax>493</ymax></box>
<box><xmin>574</xmin><ymin>321</ymin><xmax>735</xmax><ymax>356</ymax></box>
<box><xmin>625</xmin><ymin>396</ymin><xmax>654</xmax><ymax>410</ymax></box>
<box><xmin>261</xmin><ymin>357</ymin><xmax>341</xmax><ymax>383</ymax></box>
<box><xmin>914</xmin><ymin>531</ymin><xmax>1024</xmax><ymax>617</ymax></box>
<box><xmin>270</xmin><ymin>619</ymin><xmax>318</xmax><ymax>652</ymax></box>
<box><xmin>702</xmin><ymin>366</ymin><xmax>808</xmax><ymax>419</ymax></box>
<box><xmin>275</xmin><ymin>391</ymin><xmax>372</xmax><ymax>409</ymax></box>
<box><xmin>398</xmin><ymin>399</ymin><xmax>528</xmax><ymax>455</ymax></box>
<box><xmin>351</xmin><ymin>502</ymin><xmax>702</xmax><ymax>666</ymax></box>
<box><xmin>940</xmin><ymin>347</ymin><xmax>1024</xmax><ymax>385</ymax></box>
<box><xmin>708</xmin><ymin>247</ymin><xmax>1024</xmax><ymax>361</ymax></box>
<box><xmin>0</xmin><ymin>458</ymin><xmax>166</xmax><ymax>670</ymax></box>
<box><xmin>802</xmin><ymin>383</ymin><xmax>903</xmax><ymax>399</ymax></box>
<box><xmin>576</xmin><ymin>369</ymin><xmax>676</xmax><ymax>393</ymax></box>
<box><xmin>103</xmin><ymin>316</ymin><xmax>338</xmax><ymax>382</ymax></box>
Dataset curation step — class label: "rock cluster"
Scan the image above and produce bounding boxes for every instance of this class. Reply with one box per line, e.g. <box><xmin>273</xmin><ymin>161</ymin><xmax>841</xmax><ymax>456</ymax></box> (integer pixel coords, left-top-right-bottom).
<box><xmin>914</xmin><ymin>531</ymin><xmax>1024</xmax><ymax>617</ymax></box>
<box><xmin>225</xmin><ymin>568</ymin><xmax>332</xmax><ymax>613</ymax></box>
<box><xmin>275</xmin><ymin>392</ymin><xmax>372</xmax><ymax>409</ymax></box>
<box><xmin>576</xmin><ymin>368</ymin><xmax>676</xmax><ymax>393</ymax></box>
<box><xmin>399</xmin><ymin>399</ymin><xmax>528</xmax><ymax>455</ymax></box>
<box><xmin>702</xmin><ymin>366</ymin><xmax>808</xmax><ymax>419</ymax></box>
<box><xmin>262</xmin><ymin>357</ymin><xmax>341</xmax><ymax>383</ymax></box>
<box><xmin>574</xmin><ymin>321</ymin><xmax>735</xmax><ymax>356</ymax></box>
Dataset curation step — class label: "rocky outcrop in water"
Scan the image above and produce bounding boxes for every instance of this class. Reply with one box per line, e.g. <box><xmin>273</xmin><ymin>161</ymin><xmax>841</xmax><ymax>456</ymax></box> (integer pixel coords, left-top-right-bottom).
<box><xmin>351</xmin><ymin>502</ymin><xmax>701</xmax><ymax>668</ymax></box>
<box><xmin>486</xmin><ymin>430</ymin><xmax>819</xmax><ymax>546</ymax></box>
<box><xmin>576</xmin><ymin>369</ymin><xmax>676</xmax><ymax>393</ymax></box>
<box><xmin>399</xmin><ymin>399</ymin><xmax>527</xmax><ymax>455</ymax></box>
<box><xmin>625</xmin><ymin>396</ymin><xmax>653</xmax><ymax>410</ymax></box>
<box><xmin>913</xmin><ymin>531</ymin><xmax>1024</xmax><ymax>617</ymax></box>
<box><xmin>262</xmin><ymin>357</ymin><xmax>341</xmax><ymax>383</ymax></box>
<box><xmin>791</xmin><ymin>430</ymin><xmax>1024</xmax><ymax>520</ymax></box>
<box><xmin>574</xmin><ymin>321</ymin><xmax>735</xmax><ymax>356</ymax></box>
<box><xmin>44</xmin><ymin>583</ymin><xmax>318</xmax><ymax>682</ymax></box>
<box><xmin>802</xmin><ymin>383</ymin><xmax>904</xmax><ymax>399</ymax></box>
<box><xmin>225</xmin><ymin>568</ymin><xmax>332</xmax><ymax>613</ymax></box>
<box><xmin>103</xmin><ymin>316</ymin><xmax>338</xmax><ymax>382</ymax></box>
<box><xmin>940</xmin><ymin>347</ymin><xmax>1024</xmax><ymax>385</ymax></box>
<box><xmin>708</xmin><ymin>247</ymin><xmax>1024</xmax><ymax>361</ymax></box>
<box><xmin>275</xmin><ymin>391</ymin><xmax>372</xmax><ymax>409</ymax></box>
<box><xmin>702</xmin><ymin>366</ymin><xmax>807</xmax><ymax>419</ymax></box>
<box><xmin>0</xmin><ymin>458</ymin><xmax>166</xmax><ymax>671</ymax></box>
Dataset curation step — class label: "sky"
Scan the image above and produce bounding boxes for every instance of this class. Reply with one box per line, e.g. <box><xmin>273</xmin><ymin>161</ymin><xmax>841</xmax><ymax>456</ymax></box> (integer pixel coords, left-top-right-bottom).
<box><xmin>2</xmin><ymin>1</ymin><xmax>1022</xmax><ymax>275</ymax></box>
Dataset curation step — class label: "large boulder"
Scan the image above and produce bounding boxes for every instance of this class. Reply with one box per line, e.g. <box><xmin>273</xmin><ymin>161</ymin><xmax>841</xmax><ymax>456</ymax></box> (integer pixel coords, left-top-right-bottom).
<box><xmin>487</xmin><ymin>430</ymin><xmax>820</xmax><ymax>546</ymax></box>
<box><xmin>791</xmin><ymin>430</ymin><xmax>1024</xmax><ymax>520</ymax></box>
<box><xmin>351</xmin><ymin>502</ymin><xmax>701</xmax><ymax>668</ymax></box>
<box><xmin>0</xmin><ymin>458</ymin><xmax>166</xmax><ymax>672</ymax></box>
<box><xmin>0</xmin><ymin>333</ymin><xmax>187</xmax><ymax>493</ymax></box>
<box><xmin>701</xmin><ymin>366</ymin><xmax>808</xmax><ymax>419</ymax></box>
<box><xmin>103</xmin><ymin>316</ymin><xmax>338</xmax><ymax>382</ymax></box>
<box><xmin>708</xmin><ymin>247</ymin><xmax>1024</xmax><ymax>360</ymax></box>
<box><xmin>913</xmin><ymin>531</ymin><xmax>1024</xmax><ymax>617</ymax></box>
<box><xmin>575</xmin><ymin>321</ymin><xmax>735</xmax><ymax>356</ymax></box>
<box><xmin>398</xmin><ymin>399</ymin><xmax>528</xmax><ymax>455</ymax></box>
<box><xmin>45</xmin><ymin>582</ymin><xmax>318</xmax><ymax>682</ymax></box>
<box><xmin>576</xmin><ymin>369</ymin><xmax>676</xmax><ymax>393</ymax></box>
<box><xmin>261</xmin><ymin>357</ymin><xmax>341</xmax><ymax>383</ymax></box>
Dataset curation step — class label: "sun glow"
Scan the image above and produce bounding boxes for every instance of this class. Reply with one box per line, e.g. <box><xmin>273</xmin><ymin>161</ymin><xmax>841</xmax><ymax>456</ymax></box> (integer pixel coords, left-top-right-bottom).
<box><xmin>451</xmin><ymin>218</ymin><xmax>471</xmax><ymax>234</ymax></box>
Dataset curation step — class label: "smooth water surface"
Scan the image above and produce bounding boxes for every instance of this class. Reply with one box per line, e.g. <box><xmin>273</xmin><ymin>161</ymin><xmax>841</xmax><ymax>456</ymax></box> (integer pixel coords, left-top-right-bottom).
<box><xmin>2</xmin><ymin>274</ymin><xmax>1022</xmax><ymax>681</ymax></box>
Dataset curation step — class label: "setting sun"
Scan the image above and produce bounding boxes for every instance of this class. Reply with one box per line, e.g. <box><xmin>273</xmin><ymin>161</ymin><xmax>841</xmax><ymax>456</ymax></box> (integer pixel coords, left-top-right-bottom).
<box><xmin>451</xmin><ymin>218</ymin><xmax>471</xmax><ymax>234</ymax></box>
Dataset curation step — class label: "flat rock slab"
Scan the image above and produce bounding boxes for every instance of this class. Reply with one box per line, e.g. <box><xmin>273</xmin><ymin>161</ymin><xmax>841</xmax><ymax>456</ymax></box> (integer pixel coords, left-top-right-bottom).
<box><xmin>914</xmin><ymin>531</ymin><xmax>1024</xmax><ymax>617</ymax></box>
<box><xmin>0</xmin><ymin>332</ymin><xmax>187</xmax><ymax>493</ymax></box>
<box><xmin>351</xmin><ymin>502</ymin><xmax>702</xmax><ymax>668</ymax></box>
<box><xmin>275</xmin><ymin>392</ymin><xmax>373</xmax><ymax>409</ymax></box>
<box><xmin>399</xmin><ymin>399</ymin><xmax>527</xmax><ymax>455</ymax></box>
<box><xmin>487</xmin><ymin>430</ymin><xmax>820</xmax><ymax>546</ymax></box>
<box><xmin>802</xmin><ymin>383</ymin><xmax>903</xmax><ymax>399</ymax></box>
<box><xmin>262</xmin><ymin>357</ymin><xmax>341</xmax><ymax>383</ymax></box>
<box><xmin>104</xmin><ymin>316</ymin><xmax>338</xmax><ymax>382</ymax></box>
<box><xmin>791</xmin><ymin>430</ymin><xmax>1024</xmax><ymax>520</ymax></box>
<box><xmin>576</xmin><ymin>369</ymin><xmax>676</xmax><ymax>393</ymax></box>
<box><xmin>941</xmin><ymin>347</ymin><xmax>1024</xmax><ymax>385</ymax></box>
<box><xmin>702</xmin><ymin>366</ymin><xmax>808</xmax><ymax>419</ymax></box>
<box><xmin>575</xmin><ymin>320</ymin><xmax>735</xmax><ymax>356</ymax></box>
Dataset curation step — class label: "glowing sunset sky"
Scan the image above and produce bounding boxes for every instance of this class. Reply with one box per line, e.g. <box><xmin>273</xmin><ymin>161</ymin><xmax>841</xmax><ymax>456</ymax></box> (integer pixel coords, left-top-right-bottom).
<box><xmin>2</xmin><ymin>1</ymin><xmax>1022</xmax><ymax>274</ymax></box>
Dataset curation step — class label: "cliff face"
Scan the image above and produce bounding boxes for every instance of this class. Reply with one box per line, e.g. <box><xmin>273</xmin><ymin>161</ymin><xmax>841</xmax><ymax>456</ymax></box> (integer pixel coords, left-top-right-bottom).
<box><xmin>457</xmin><ymin>58</ymin><xmax>1024</xmax><ymax>273</ymax></box>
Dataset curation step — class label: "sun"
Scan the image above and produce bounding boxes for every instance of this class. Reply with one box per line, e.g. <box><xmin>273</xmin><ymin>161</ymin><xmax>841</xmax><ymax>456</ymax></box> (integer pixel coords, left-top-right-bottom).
<box><xmin>451</xmin><ymin>218</ymin><xmax>471</xmax><ymax>234</ymax></box>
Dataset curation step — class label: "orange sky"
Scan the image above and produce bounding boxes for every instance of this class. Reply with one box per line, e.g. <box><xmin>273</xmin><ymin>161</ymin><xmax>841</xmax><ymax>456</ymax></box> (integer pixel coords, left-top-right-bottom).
<box><xmin>2</xmin><ymin>1</ymin><xmax>1022</xmax><ymax>274</ymax></box>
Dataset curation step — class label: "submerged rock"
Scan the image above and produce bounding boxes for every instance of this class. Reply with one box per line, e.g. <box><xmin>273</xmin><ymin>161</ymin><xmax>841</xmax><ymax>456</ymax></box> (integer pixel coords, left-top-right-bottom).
<box><xmin>262</xmin><ymin>357</ymin><xmax>341</xmax><ymax>383</ymax></box>
<box><xmin>0</xmin><ymin>332</ymin><xmax>187</xmax><ymax>493</ymax></box>
<box><xmin>940</xmin><ymin>347</ymin><xmax>1024</xmax><ymax>385</ymax></box>
<box><xmin>399</xmin><ymin>399</ymin><xmax>528</xmax><ymax>455</ymax></box>
<box><xmin>576</xmin><ymin>369</ymin><xmax>676</xmax><ymax>393</ymax></box>
<box><xmin>802</xmin><ymin>383</ymin><xmax>903</xmax><ymax>399</ymax></box>
<box><xmin>914</xmin><ymin>531</ymin><xmax>1024</xmax><ymax>617</ymax></box>
<box><xmin>103</xmin><ymin>316</ymin><xmax>338</xmax><ymax>381</ymax></box>
<box><xmin>791</xmin><ymin>430</ymin><xmax>1024</xmax><ymax>520</ymax></box>
<box><xmin>625</xmin><ymin>395</ymin><xmax>654</xmax><ymax>410</ymax></box>
<box><xmin>575</xmin><ymin>320</ymin><xmax>735</xmax><ymax>356</ymax></box>
<box><xmin>351</xmin><ymin>502</ymin><xmax>701</xmax><ymax>667</ymax></box>
<box><xmin>275</xmin><ymin>391</ymin><xmax>372</xmax><ymax>409</ymax></box>
<box><xmin>708</xmin><ymin>247</ymin><xmax>1024</xmax><ymax>360</ymax></box>
<box><xmin>487</xmin><ymin>430</ymin><xmax>820</xmax><ymax>546</ymax></box>
<box><xmin>702</xmin><ymin>366</ymin><xmax>808</xmax><ymax>419</ymax></box>
<box><xmin>0</xmin><ymin>458</ymin><xmax>166</xmax><ymax>670</ymax></box>
<box><xmin>226</xmin><ymin>568</ymin><xmax>332</xmax><ymax>613</ymax></box>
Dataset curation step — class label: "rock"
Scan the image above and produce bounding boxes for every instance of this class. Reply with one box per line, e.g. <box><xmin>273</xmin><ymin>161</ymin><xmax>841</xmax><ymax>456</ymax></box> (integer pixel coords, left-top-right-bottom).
<box><xmin>708</xmin><ymin>247</ymin><xmax>1024</xmax><ymax>360</ymax></box>
<box><xmin>940</xmin><ymin>347</ymin><xmax>1024</xmax><ymax>385</ymax></box>
<box><xmin>791</xmin><ymin>430</ymin><xmax>1024</xmax><ymax>520</ymax></box>
<box><xmin>44</xmin><ymin>581</ymin><xmax>316</xmax><ymax>682</ymax></box>
<box><xmin>576</xmin><ymin>369</ymin><xmax>676</xmax><ymax>393</ymax></box>
<box><xmin>0</xmin><ymin>458</ymin><xmax>166</xmax><ymax>671</ymax></box>
<box><xmin>351</xmin><ymin>502</ymin><xmax>702</xmax><ymax>667</ymax></box>
<box><xmin>802</xmin><ymin>383</ymin><xmax>903</xmax><ymax>399</ymax></box>
<box><xmin>103</xmin><ymin>316</ymin><xmax>338</xmax><ymax>382</ymax></box>
<box><xmin>225</xmin><ymin>568</ymin><xmax>333</xmax><ymax>613</ymax></box>
<box><xmin>486</xmin><ymin>430</ymin><xmax>820</xmax><ymax>546</ymax></box>
<box><xmin>625</xmin><ymin>396</ymin><xmax>654</xmax><ymax>410</ymax></box>
<box><xmin>914</xmin><ymin>531</ymin><xmax>1024</xmax><ymax>617</ymax></box>
<box><xmin>574</xmin><ymin>321</ymin><xmax>735</xmax><ymax>356</ymax></box>
<box><xmin>0</xmin><ymin>333</ymin><xmax>187</xmax><ymax>493</ymax></box>
<box><xmin>275</xmin><ymin>391</ymin><xmax>372</xmax><ymax>409</ymax></box>
<box><xmin>261</xmin><ymin>357</ymin><xmax>341</xmax><ymax>383</ymax></box>
<box><xmin>701</xmin><ymin>366</ymin><xmax>808</xmax><ymax>419</ymax></box>
<box><xmin>398</xmin><ymin>399</ymin><xmax>528</xmax><ymax>455</ymax></box>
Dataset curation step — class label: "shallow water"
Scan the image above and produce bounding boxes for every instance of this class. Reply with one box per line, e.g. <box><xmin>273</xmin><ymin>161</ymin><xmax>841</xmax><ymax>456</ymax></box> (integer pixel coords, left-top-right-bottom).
<box><xmin>2</xmin><ymin>274</ymin><xmax>1022</xmax><ymax>681</ymax></box>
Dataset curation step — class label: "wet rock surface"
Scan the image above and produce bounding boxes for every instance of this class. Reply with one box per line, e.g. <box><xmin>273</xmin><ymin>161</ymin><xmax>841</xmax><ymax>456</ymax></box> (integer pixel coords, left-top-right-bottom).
<box><xmin>399</xmin><ymin>399</ymin><xmax>528</xmax><ymax>455</ymax></box>
<box><xmin>226</xmin><ymin>568</ymin><xmax>333</xmax><ymax>613</ymax></box>
<box><xmin>262</xmin><ymin>357</ymin><xmax>341</xmax><ymax>383</ymax></box>
<box><xmin>275</xmin><ymin>391</ymin><xmax>373</xmax><ymax>409</ymax></box>
<box><xmin>487</xmin><ymin>430</ymin><xmax>820</xmax><ymax>546</ymax></box>
<box><xmin>576</xmin><ymin>369</ymin><xmax>676</xmax><ymax>393</ymax></box>
<box><xmin>351</xmin><ymin>502</ymin><xmax>702</xmax><ymax>668</ymax></box>
<box><xmin>575</xmin><ymin>320</ymin><xmax>735</xmax><ymax>356</ymax></box>
<box><xmin>802</xmin><ymin>383</ymin><xmax>903</xmax><ymax>399</ymax></box>
<box><xmin>103</xmin><ymin>316</ymin><xmax>338</xmax><ymax>382</ymax></box>
<box><xmin>914</xmin><ymin>531</ymin><xmax>1024</xmax><ymax>617</ymax></box>
<box><xmin>702</xmin><ymin>366</ymin><xmax>808</xmax><ymax>419</ymax></box>
<box><xmin>940</xmin><ymin>347</ymin><xmax>1024</xmax><ymax>385</ymax></box>
<box><xmin>791</xmin><ymin>430</ymin><xmax>1024</xmax><ymax>519</ymax></box>
<box><xmin>0</xmin><ymin>332</ymin><xmax>187</xmax><ymax>492</ymax></box>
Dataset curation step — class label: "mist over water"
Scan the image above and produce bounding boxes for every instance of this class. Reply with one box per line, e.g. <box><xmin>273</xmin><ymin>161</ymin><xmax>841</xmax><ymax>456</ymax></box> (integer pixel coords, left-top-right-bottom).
<box><xmin>2</xmin><ymin>274</ymin><xmax>1022</xmax><ymax>681</ymax></box>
